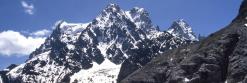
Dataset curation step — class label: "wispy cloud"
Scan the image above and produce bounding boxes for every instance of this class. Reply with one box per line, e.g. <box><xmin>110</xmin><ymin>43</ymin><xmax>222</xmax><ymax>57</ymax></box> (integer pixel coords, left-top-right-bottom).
<box><xmin>21</xmin><ymin>1</ymin><xmax>34</xmax><ymax>15</ymax></box>
<box><xmin>0</xmin><ymin>30</ymin><xmax>51</xmax><ymax>56</ymax></box>
<box><xmin>31</xmin><ymin>29</ymin><xmax>51</xmax><ymax>37</ymax></box>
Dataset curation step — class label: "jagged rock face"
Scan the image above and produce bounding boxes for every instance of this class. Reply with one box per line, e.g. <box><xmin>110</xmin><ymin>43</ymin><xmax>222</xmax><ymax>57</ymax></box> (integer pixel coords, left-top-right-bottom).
<box><xmin>121</xmin><ymin>1</ymin><xmax>247</xmax><ymax>83</ymax></box>
<box><xmin>117</xmin><ymin>17</ymin><xmax>198</xmax><ymax>83</ymax></box>
<box><xmin>0</xmin><ymin>71</ymin><xmax>8</xmax><ymax>83</ymax></box>
<box><xmin>167</xmin><ymin>19</ymin><xmax>198</xmax><ymax>41</ymax></box>
<box><xmin>117</xmin><ymin>31</ymin><xmax>188</xmax><ymax>82</ymax></box>
<box><xmin>2</xmin><ymin>4</ymin><xmax>196</xmax><ymax>83</ymax></box>
<box><xmin>239</xmin><ymin>0</ymin><xmax>247</xmax><ymax>18</ymax></box>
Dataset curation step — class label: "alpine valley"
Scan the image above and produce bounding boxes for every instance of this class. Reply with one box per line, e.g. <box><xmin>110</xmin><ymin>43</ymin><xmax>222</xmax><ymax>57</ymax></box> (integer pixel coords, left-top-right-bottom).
<box><xmin>0</xmin><ymin>3</ymin><xmax>198</xmax><ymax>83</ymax></box>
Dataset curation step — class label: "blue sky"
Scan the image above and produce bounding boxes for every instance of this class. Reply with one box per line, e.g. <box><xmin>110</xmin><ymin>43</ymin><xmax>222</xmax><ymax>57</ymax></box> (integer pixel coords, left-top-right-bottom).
<box><xmin>0</xmin><ymin>0</ymin><xmax>242</xmax><ymax>70</ymax></box>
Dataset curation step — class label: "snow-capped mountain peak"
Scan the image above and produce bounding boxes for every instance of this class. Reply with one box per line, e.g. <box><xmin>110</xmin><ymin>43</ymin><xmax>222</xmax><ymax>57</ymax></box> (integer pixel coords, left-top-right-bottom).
<box><xmin>105</xmin><ymin>3</ymin><xmax>121</xmax><ymax>12</ymax></box>
<box><xmin>95</xmin><ymin>3</ymin><xmax>127</xmax><ymax>28</ymax></box>
<box><xmin>129</xmin><ymin>7</ymin><xmax>147</xmax><ymax>17</ymax></box>
<box><xmin>59</xmin><ymin>21</ymin><xmax>89</xmax><ymax>32</ymax></box>
<box><xmin>101</xmin><ymin>3</ymin><xmax>123</xmax><ymax>16</ymax></box>
<box><xmin>125</xmin><ymin>6</ymin><xmax>159</xmax><ymax>39</ymax></box>
<box><xmin>3</xmin><ymin>4</ymin><xmax>197</xmax><ymax>83</ymax></box>
<box><xmin>167</xmin><ymin>19</ymin><xmax>198</xmax><ymax>41</ymax></box>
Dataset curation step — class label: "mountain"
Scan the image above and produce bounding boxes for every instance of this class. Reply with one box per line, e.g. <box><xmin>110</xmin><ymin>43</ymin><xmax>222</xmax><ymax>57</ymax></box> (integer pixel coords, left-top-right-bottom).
<box><xmin>167</xmin><ymin>19</ymin><xmax>198</xmax><ymax>41</ymax></box>
<box><xmin>0</xmin><ymin>4</ymin><xmax>197</xmax><ymax>83</ymax></box>
<box><xmin>0</xmin><ymin>64</ymin><xmax>17</xmax><ymax>83</ymax></box>
<box><xmin>121</xmin><ymin>0</ymin><xmax>247</xmax><ymax>83</ymax></box>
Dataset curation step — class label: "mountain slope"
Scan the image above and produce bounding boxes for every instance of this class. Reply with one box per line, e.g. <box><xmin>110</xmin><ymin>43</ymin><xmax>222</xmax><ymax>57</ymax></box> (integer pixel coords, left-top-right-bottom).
<box><xmin>2</xmin><ymin>4</ymin><xmax>197</xmax><ymax>83</ymax></box>
<box><xmin>117</xmin><ymin>18</ymin><xmax>198</xmax><ymax>82</ymax></box>
<box><xmin>121</xmin><ymin>0</ymin><xmax>247</xmax><ymax>83</ymax></box>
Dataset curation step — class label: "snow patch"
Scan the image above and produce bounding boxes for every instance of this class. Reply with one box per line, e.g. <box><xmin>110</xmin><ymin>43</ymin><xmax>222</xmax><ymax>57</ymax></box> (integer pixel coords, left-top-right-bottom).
<box><xmin>125</xmin><ymin>11</ymin><xmax>134</xmax><ymax>22</ymax></box>
<box><xmin>7</xmin><ymin>51</ymin><xmax>71</xmax><ymax>83</ymax></box>
<box><xmin>97</xmin><ymin>42</ymin><xmax>110</xmax><ymax>56</ymax></box>
<box><xmin>7</xmin><ymin>63</ymin><xmax>25</xmax><ymax>78</ymax></box>
<box><xmin>184</xmin><ymin>78</ymin><xmax>190</xmax><ymax>82</ymax></box>
<box><xmin>70</xmin><ymin>59</ymin><xmax>121</xmax><ymax>83</ymax></box>
<box><xmin>0</xmin><ymin>76</ymin><xmax>3</xmax><ymax>83</ymax></box>
<box><xmin>67</xmin><ymin>44</ymin><xmax>75</xmax><ymax>50</ymax></box>
<box><xmin>170</xmin><ymin>58</ymin><xmax>173</xmax><ymax>61</ymax></box>
<box><xmin>58</xmin><ymin>21</ymin><xmax>89</xmax><ymax>52</ymax></box>
<box><xmin>147</xmin><ymin>30</ymin><xmax>163</xmax><ymax>39</ymax></box>
<box><xmin>244</xmin><ymin>24</ymin><xmax>247</xmax><ymax>27</ymax></box>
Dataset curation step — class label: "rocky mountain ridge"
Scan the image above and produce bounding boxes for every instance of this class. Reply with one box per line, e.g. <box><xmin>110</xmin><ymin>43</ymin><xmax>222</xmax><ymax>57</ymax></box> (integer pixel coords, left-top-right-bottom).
<box><xmin>0</xmin><ymin>3</ymin><xmax>197</xmax><ymax>83</ymax></box>
<box><xmin>121</xmin><ymin>0</ymin><xmax>247</xmax><ymax>83</ymax></box>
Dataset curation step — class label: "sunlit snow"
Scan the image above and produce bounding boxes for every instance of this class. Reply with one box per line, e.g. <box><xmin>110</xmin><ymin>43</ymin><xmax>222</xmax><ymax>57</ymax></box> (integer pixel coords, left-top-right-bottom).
<box><xmin>0</xmin><ymin>76</ymin><xmax>3</xmax><ymax>83</ymax></box>
<box><xmin>184</xmin><ymin>78</ymin><xmax>190</xmax><ymax>82</ymax></box>
<box><xmin>70</xmin><ymin>59</ymin><xmax>121</xmax><ymax>83</ymax></box>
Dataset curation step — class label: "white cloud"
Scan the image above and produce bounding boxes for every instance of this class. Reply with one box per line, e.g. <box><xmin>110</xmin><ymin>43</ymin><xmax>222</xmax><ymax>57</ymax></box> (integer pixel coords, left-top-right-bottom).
<box><xmin>31</xmin><ymin>29</ymin><xmax>51</xmax><ymax>37</ymax></box>
<box><xmin>21</xmin><ymin>1</ymin><xmax>34</xmax><ymax>15</ymax></box>
<box><xmin>0</xmin><ymin>30</ymin><xmax>47</xmax><ymax>56</ymax></box>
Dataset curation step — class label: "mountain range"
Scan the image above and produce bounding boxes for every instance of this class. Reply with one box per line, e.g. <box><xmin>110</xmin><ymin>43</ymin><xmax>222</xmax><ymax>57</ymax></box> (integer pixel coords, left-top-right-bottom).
<box><xmin>121</xmin><ymin>0</ymin><xmax>247</xmax><ymax>83</ymax></box>
<box><xmin>2</xmin><ymin>0</ymin><xmax>246</xmax><ymax>82</ymax></box>
<box><xmin>0</xmin><ymin>3</ymin><xmax>198</xmax><ymax>83</ymax></box>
